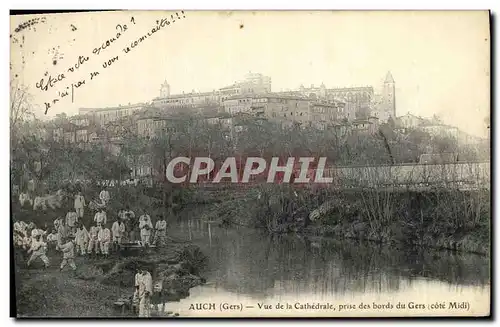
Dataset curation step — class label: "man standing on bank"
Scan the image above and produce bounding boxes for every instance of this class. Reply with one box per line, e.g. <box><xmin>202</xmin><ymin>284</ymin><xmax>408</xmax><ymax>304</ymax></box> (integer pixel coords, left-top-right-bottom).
<box><xmin>112</xmin><ymin>216</ymin><xmax>126</xmax><ymax>251</ymax></box>
<box><xmin>153</xmin><ymin>215</ymin><xmax>168</xmax><ymax>247</ymax></box>
<box><xmin>139</xmin><ymin>212</ymin><xmax>153</xmax><ymax>247</ymax></box>
<box><xmin>137</xmin><ymin>268</ymin><xmax>153</xmax><ymax>317</ymax></box>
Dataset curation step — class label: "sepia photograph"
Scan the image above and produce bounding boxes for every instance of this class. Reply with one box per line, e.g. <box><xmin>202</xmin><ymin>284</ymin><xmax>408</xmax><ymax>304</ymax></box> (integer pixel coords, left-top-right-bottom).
<box><xmin>9</xmin><ymin>10</ymin><xmax>491</xmax><ymax>318</ymax></box>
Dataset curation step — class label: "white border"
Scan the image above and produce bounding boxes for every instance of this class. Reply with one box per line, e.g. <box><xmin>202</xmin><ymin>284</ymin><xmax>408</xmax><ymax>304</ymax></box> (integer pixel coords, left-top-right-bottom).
<box><xmin>3</xmin><ymin>1</ymin><xmax>498</xmax><ymax>326</ymax></box>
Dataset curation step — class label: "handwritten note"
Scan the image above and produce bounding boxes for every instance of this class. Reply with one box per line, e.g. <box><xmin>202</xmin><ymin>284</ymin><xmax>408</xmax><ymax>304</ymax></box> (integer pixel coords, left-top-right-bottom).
<box><xmin>13</xmin><ymin>16</ymin><xmax>46</xmax><ymax>33</ymax></box>
<box><xmin>33</xmin><ymin>11</ymin><xmax>187</xmax><ymax>115</ymax></box>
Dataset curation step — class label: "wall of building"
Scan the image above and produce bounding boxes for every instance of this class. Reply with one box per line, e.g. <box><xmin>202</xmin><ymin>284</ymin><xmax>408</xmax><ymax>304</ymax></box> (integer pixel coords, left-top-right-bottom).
<box><xmin>152</xmin><ymin>92</ymin><xmax>219</xmax><ymax>109</ymax></box>
<box><xmin>79</xmin><ymin>104</ymin><xmax>145</xmax><ymax>126</ymax></box>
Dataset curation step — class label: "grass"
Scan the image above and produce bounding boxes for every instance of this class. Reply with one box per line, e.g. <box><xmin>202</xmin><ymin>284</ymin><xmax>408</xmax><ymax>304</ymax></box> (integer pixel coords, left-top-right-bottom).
<box><xmin>187</xmin><ymin>184</ymin><xmax>490</xmax><ymax>256</ymax></box>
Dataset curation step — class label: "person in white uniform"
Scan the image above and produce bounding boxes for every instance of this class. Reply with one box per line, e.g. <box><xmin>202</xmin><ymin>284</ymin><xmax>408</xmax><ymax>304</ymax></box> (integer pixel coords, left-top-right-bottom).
<box><xmin>74</xmin><ymin>191</ymin><xmax>86</xmax><ymax>219</ymax></box>
<box><xmin>94</xmin><ymin>208</ymin><xmax>107</xmax><ymax>227</ymax></box>
<box><xmin>57</xmin><ymin>237</ymin><xmax>77</xmax><ymax>271</ymax></box>
<box><xmin>98</xmin><ymin>224</ymin><xmax>111</xmax><ymax>257</ymax></box>
<box><xmin>66</xmin><ymin>210</ymin><xmax>78</xmax><ymax>236</ymax></box>
<box><xmin>87</xmin><ymin>225</ymin><xmax>101</xmax><ymax>255</ymax></box>
<box><xmin>74</xmin><ymin>224</ymin><xmax>90</xmax><ymax>255</ymax></box>
<box><xmin>111</xmin><ymin>217</ymin><xmax>126</xmax><ymax>251</ymax></box>
<box><xmin>99</xmin><ymin>187</ymin><xmax>110</xmax><ymax>206</ymax></box>
<box><xmin>27</xmin><ymin>234</ymin><xmax>50</xmax><ymax>268</ymax></box>
<box><xmin>138</xmin><ymin>213</ymin><xmax>153</xmax><ymax>247</ymax></box>
<box><xmin>137</xmin><ymin>269</ymin><xmax>153</xmax><ymax>317</ymax></box>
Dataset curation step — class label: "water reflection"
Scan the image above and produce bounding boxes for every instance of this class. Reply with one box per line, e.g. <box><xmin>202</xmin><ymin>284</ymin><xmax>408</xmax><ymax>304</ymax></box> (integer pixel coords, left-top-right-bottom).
<box><xmin>168</xmin><ymin>219</ymin><xmax>489</xmax><ymax>316</ymax></box>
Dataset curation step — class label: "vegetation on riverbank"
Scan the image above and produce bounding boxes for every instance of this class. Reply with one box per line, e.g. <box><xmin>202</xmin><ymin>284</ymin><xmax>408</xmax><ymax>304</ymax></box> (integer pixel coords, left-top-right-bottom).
<box><xmin>196</xmin><ymin>185</ymin><xmax>490</xmax><ymax>256</ymax></box>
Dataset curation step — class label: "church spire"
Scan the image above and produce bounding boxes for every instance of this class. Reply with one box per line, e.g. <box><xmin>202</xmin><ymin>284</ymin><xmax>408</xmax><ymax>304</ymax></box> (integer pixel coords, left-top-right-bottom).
<box><xmin>384</xmin><ymin>71</ymin><xmax>395</xmax><ymax>83</ymax></box>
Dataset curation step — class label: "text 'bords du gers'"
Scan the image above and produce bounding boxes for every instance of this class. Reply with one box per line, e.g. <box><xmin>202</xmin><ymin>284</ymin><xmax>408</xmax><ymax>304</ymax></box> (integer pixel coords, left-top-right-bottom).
<box><xmin>164</xmin><ymin>157</ymin><xmax>333</xmax><ymax>184</ymax></box>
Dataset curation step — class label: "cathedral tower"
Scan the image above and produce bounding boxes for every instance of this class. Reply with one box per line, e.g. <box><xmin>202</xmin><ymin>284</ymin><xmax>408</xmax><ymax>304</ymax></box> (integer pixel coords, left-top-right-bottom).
<box><xmin>383</xmin><ymin>71</ymin><xmax>396</xmax><ymax>118</ymax></box>
<box><xmin>160</xmin><ymin>80</ymin><xmax>170</xmax><ymax>98</ymax></box>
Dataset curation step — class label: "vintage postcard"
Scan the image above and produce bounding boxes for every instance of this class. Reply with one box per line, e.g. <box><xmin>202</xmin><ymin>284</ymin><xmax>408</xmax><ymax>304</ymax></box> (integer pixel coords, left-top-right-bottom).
<box><xmin>10</xmin><ymin>10</ymin><xmax>491</xmax><ymax>318</ymax></box>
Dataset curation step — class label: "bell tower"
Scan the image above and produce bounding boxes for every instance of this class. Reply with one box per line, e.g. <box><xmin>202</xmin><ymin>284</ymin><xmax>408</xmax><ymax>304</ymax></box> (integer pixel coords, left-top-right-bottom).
<box><xmin>160</xmin><ymin>80</ymin><xmax>170</xmax><ymax>98</ymax></box>
<box><xmin>383</xmin><ymin>71</ymin><xmax>396</xmax><ymax>118</ymax></box>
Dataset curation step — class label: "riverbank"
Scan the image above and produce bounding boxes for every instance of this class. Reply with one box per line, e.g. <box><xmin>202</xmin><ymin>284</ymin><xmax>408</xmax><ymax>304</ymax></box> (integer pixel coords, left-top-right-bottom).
<box><xmin>14</xmin><ymin>242</ymin><xmax>207</xmax><ymax>317</ymax></box>
<box><xmin>193</xmin><ymin>185</ymin><xmax>490</xmax><ymax>256</ymax></box>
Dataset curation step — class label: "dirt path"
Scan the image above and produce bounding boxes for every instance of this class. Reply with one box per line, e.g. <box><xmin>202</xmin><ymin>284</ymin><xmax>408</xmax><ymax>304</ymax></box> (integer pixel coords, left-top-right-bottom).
<box><xmin>14</xmin><ymin>253</ymin><xmax>129</xmax><ymax>317</ymax></box>
<box><xmin>13</xmin><ymin>241</ymin><xmax>205</xmax><ymax>318</ymax></box>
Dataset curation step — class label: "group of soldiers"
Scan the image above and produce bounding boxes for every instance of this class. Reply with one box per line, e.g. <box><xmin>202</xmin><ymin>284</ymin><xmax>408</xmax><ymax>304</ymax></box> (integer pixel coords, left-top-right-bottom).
<box><xmin>14</xmin><ymin>187</ymin><xmax>170</xmax><ymax>270</ymax></box>
<box><xmin>14</xmin><ymin>219</ymin><xmax>79</xmax><ymax>271</ymax></box>
<box><xmin>14</xmin><ymin>185</ymin><xmax>176</xmax><ymax>318</ymax></box>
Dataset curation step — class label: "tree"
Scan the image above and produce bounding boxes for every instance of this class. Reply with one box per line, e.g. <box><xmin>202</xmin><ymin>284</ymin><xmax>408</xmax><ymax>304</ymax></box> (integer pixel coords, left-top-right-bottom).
<box><xmin>432</xmin><ymin>114</ymin><xmax>443</xmax><ymax>125</ymax></box>
<box><xmin>432</xmin><ymin>134</ymin><xmax>458</xmax><ymax>154</ymax></box>
<box><xmin>10</xmin><ymin>79</ymin><xmax>35</xmax><ymax>135</ymax></box>
<box><xmin>387</xmin><ymin>116</ymin><xmax>396</xmax><ymax>129</ymax></box>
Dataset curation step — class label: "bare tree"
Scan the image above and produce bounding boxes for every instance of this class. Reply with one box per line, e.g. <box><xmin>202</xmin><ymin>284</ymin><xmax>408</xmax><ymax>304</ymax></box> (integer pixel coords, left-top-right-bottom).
<box><xmin>10</xmin><ymin>79</ymin><xmax>35</xmax><ymax>135</ymax></box>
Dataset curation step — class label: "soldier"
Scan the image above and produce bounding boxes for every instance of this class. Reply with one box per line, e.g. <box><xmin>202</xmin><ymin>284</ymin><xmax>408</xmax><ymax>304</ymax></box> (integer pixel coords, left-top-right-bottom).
<box><xmin>137</xmin><ymin>269</ymin><xmax>153</xmax><ymax>317</ymax></box>
<box><xmin>112</xmin><ymin>217</ymin><xmax>126</xmax><ymax>251</ymax></box>
<box><xmin>98</xmin><ymin>224</ymin><xmax>111</xmax><ymax>257</ymax></box>
<box><xmin>153</xmin><ymin>215</ymin><xmax>167</xmax><ymax>247</ymax></box>
<box><xmin>87</xmin><ymin>225</ymin><xmax>101</xmax><ymax>256</ymax></box>
<box><xmin>74</xmin><ymin>224</ymin><xmax>90</xmax><ymax>255</ymax></box>
<box><xmin>57</xmin><ymin>236</ymin><xmax>76</xmax><ymax>272</ymax></box>
<box><xmin>139</xmin><ymin>213</ymin><xmax>153</xmax><ymax>247</ymax></box>
<box><xmin>74</xmin><ymin>191</ymin><xmax>86</xmax><ymax>219</ymax></box>
<box><xmin>26</xmin><ymin>234</ymin><xmax>49</xmax><ymax>269</ymax></box>
<box><xmin>94</xmin><ymin>208</ymin><xmax>107</xmax><ymax>227</ymax></box>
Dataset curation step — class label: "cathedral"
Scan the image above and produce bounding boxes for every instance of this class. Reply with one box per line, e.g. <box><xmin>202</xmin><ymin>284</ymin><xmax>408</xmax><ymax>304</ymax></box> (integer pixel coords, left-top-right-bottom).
<box><xmin>154</xmin><ymin>72</ymin><xmax>397</xmax><ymax>124</ymax></box>
<box><xmin>297</xmin><ymin>71</ymin><xmax>396</xmax><ymax>122</ymax></box>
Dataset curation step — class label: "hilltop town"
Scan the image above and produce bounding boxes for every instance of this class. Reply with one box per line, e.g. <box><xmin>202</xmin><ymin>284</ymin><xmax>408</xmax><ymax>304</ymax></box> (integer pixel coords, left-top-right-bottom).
<box><xmin>11</xmin><ymin>71</ymin><xmax>489</xmax><ymax>187</ymax></box>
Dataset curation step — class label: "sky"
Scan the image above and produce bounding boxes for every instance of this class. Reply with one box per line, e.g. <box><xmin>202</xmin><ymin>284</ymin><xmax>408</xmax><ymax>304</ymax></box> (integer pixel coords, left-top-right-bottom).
<box><xmin>10</xmin><ymin>10</ymin><xmax>490</xmax><ymax>137</ymax></box>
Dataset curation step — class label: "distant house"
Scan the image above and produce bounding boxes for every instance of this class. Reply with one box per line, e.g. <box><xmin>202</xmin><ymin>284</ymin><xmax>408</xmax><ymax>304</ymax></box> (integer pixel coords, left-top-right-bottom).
<box><xmin>352</xmin><ymin>116</ymin><xmax>379</xmax><ymax>135</ymax></box>
<box><xmin>396</xmin><ymin>113</ymin><xmax>428</xmax><ymax>129</ymax></box>
<box><xmin>79</xmin><ymin>103</ymin><xmax>147</xmax><ymax>126</ymax></box>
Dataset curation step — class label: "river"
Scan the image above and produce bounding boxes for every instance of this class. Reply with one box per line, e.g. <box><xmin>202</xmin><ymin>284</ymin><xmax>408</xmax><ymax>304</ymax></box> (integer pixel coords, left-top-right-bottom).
<box><xmin>163</xmin><ymin>219</ymin><xmax>490</xmax><ymax>317</ymax></box>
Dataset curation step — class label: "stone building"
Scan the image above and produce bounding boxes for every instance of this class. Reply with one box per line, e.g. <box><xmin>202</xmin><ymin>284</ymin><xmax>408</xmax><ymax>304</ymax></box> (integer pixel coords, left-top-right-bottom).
<box><xmin>79</xmin><ymin>103</ymin><xmax>147</xmax><ymax>126</ymax></box>
<box><xmin>299</xmin><ymin>83</ymin><xmax>373</xmax><ymax>121</ymax></box>
<box><xmin>152</xmin><ymin>72</ymin><xmax>272</xmax><ymax>111</ymax></box>
<box><xmin>152</xmin><ymin>90</ymin><xmax>220</xmax><ymax>110</ymax></box>
<box><xmin>309</xmin><ymin>101</ymin><xmax>347</xmax><ymax>130</ymax></box>
<box><xmin>222</xmin><ymin>93</ymin><xmax>311</xmax><ymax>125</ymax></box>
<box><xmin>396</xmin><ymin>112</ymin><xmax>427</xmax><ymax>129</ymax></box>
<box><xmin>297</xmin><ymin>71</ymin><xmax>396</xmax><ymax>123</ymax></box>
<box><xmin>136</xmin><ymin>116</ymin><xmax>178</xmax><ymax>139</ymax></box>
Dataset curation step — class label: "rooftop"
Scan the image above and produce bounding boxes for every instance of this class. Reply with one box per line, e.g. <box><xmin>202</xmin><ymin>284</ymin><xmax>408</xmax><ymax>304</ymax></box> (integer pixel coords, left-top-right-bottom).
<box><xmin>385</xmin><ymin>71</ymin><xmax>395</xmax><ymax>83</ymax></box>
<box><xmin>79</xmin><ymin>103</ymin><xmax>147</xmax><ymax>113</ymax></box>
<box><xmin>227</xmin><ymin>93</ymin><xmax>311</xmax><ymax>101</ymax></box>
<box><xmin>328</xmin><ymin>86</ymin><xmax>374</xmax><ymax>92</ymax></box>
<box><xmin>153</xmin><ymin>90</ymin><xmax>217</xmax><ymax>100</ymax></box>
<box><xmin>219</xmin><ymin>83</ymin><xmax>243</xmax><ymax>91</ymax></box>
<box><xmin>311</xmin><ymin>101</ymin><xmax>342</xmax><ymax>107</ymax></box>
